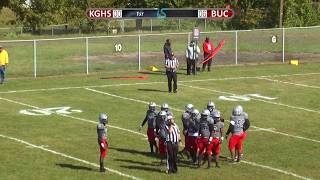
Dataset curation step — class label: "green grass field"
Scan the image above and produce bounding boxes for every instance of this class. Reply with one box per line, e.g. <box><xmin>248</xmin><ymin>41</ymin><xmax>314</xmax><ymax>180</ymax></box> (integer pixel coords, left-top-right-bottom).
<box><xmin>0</xmin><ymin>62</ymin><xmax>319</xmax><ymax>180</ymax></box>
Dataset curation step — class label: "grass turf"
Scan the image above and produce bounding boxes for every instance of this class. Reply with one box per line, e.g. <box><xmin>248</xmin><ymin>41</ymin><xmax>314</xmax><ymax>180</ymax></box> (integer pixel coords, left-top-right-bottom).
<box><xmin>0</xmin><ymin>62</ymin><xmax>319</xmax><ymax>180</ymax></box>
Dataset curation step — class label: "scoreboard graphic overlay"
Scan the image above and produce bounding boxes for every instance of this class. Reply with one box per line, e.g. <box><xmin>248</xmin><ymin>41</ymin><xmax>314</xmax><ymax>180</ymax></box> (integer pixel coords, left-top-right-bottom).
<box><xmin>86</xmin><ymin>8</ymin><xmax>234</xmax><ymax>19</ymax></box>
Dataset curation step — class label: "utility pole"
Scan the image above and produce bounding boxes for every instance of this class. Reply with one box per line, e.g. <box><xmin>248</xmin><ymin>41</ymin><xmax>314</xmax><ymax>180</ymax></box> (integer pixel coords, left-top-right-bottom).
<box><xmin>279</xmin><ymin>0</ymin><xmax>284</xmax><ymax>27</ymax></box>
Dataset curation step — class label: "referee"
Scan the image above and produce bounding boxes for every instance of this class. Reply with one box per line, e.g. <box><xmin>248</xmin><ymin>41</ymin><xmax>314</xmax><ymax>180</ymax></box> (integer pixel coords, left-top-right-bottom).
<box><xmin>165</xmin><ymin>115</ymin><xmax>180</xmax><ymax>174</ymax></box>
<box><xmin>165</xmin><ymin>53</ymin><xmax>179</xmax><ymax>93</ymax></box>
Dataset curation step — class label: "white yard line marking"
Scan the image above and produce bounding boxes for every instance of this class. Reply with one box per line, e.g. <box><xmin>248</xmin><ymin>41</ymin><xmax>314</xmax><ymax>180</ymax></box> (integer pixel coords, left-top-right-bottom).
<box><xmin>0</xmin><ymin>97</ymin><xmax>314</xmax><ymax>180</ymax></box>
<box><xmin>84</xmin><ymin>88</ymin><xmax>320</xmax><ymax>144</ymax></box>
<box><xmin>179</xmin><ymin>84</ymin><xmax>320</xmax><ymax>115</ymax></box>
<box><xmin>1</xmin><ymin>72</ymin><xmax>320</xmax><ymax>94</ymax></box>
<box><xmin>0</xmin><ymin>97</ymin><xmax>146</xmax><ymax>138</ymax></box>
<box><xmin>0</xmin><ymin>134</ymin><xmax>142</xmax><ymax>180</ymax></box>
<box><xmin>240</xmin><ymin>160</ymin><xmax>312</xmax><ymax>180</ymax></box>
<box><xmin>257</xmin><ymin>77</ymin><xmax>320</xmax><ymax>89</ymax></box>
<box><xmin>85</xmin><ymin>88</ymin><xmax>183</xmax><ymax>113</ymax></box>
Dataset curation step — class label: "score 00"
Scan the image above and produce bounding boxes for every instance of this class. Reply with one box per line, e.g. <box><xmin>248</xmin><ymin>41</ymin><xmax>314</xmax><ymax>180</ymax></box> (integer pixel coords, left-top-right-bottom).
<box><xmin>114</xmin><ymin>43</ymin><xmax>122</xmax><ymax>52</ymax></box>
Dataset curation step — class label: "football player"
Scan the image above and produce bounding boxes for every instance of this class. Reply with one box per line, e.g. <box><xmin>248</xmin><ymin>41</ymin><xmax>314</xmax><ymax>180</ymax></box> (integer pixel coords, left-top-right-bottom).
<box><xmin>207</xmin><ymin>100</ymin><xmax>218</xmax><ymax>122</ymax></box>
<box><xmin>97</xmin><ymin>113</ymin><xmax>108</xmax><ymax>172</ymax></box>
<box><xmin>187</xmin><ymin>109</ymin><xmax>200</xmax><ymax>163</ymax></box>
<box><xmin>207</xmin><ymin>111</ymin><xmax>224</xmax><ymax>168</ymax></box>
<box><xmin>225</xmin><ymin>105</ymin><xmax>249</xmax><ymax>163</ymax></box>
<box><xmin>179</xmin><ymin>104</ymin><xmax>194</xmax><ymax>159</ymax></box>
<box><xmin>196</xmin><ymin>109</ymin><xmax>211</xmax><ymax>167</ymax></box>
<box><xmin>156</xmin><ymin>110</ymin><xmax>168</xmax><ymax>164</ymax></box>
<box><xmin>236</xmin><ymin>105</ymin><xmax>250</xmax><ymax>159</ymax></box>
<box><xmin>140</xmin><ymin>102</ymin><xmax>158</xmax><ymax>153</ymax></box>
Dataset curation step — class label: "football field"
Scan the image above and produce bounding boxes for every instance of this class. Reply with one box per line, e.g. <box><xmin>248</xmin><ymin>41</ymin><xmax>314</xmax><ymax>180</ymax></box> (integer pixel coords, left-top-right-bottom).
<box><xmin>0</xmin><ymin>63</ymin><xmax>319</xmax><ymax>180</ymax></box>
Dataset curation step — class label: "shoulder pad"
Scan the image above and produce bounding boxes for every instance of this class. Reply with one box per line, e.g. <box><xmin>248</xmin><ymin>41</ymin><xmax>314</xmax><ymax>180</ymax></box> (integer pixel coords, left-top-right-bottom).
<box><xmin>182</xmin><ymin>113</ymin><xmax>190</xmax><ymax>119</ymax></box>
<box><xmin>230</xmin><ymin>121</ymin><xmax>235</xmax><ymax>126</ymax></box>
<box><xmin>242</xmin><ymin>112</ymin><xmax>249</xmax><ymax>119</ymax></box>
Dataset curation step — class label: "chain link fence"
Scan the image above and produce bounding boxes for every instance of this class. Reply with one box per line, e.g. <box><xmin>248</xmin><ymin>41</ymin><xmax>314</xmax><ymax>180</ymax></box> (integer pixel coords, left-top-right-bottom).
<box><xmin>0</xmin><ymin>26</ymin><xmax>319</xmax><ymax>78</ymax></box>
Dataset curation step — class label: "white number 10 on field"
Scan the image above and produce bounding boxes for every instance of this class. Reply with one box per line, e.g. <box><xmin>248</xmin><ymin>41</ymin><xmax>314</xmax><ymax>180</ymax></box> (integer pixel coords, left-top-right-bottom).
<box><xmin>114</xmin><ymin>43</ymin><xmax>122</xmax><ymax>52</ymax></box>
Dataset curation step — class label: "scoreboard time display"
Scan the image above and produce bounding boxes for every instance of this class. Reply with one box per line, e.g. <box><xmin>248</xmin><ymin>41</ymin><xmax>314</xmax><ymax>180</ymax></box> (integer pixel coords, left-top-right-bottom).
<box><xmin>86</xmin><ymin>8</ymin><xmax>234</xmax><ymax>19</ymax></box>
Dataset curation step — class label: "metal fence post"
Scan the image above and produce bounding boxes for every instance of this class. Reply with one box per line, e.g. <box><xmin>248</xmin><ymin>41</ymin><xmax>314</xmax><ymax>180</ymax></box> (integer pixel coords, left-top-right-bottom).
<box><xmin>235</xmin><ymin>31</ymin><xmax>238</xmax><ymax>65</ymax></box>
<box><xmin>150</xmin><ymin>19</ymin><xmax>153</xmax><ymax>32</ymax></box>
<box><xmin>188</xmin><ymin>32</ymin><xmax>191</xmax><ymax>44</ymax></box>
<box><xmin>138</xmin><ymin>34</ymin><xmax>141</xmax><ymax>71</ymax></box>
<box><xmin>282</xmin><ymin>27</ymin><xmax>285</xmax><ymax>63</ymax></box>
<box><xmin>33</xmin><ymin>40</ymin><xmax>37</xmax><ymax>78</ymax></box>
<box><xmin>86</xmin><ymin>37</ymin><xmax>89</xmax><ymax>74</ymax></box>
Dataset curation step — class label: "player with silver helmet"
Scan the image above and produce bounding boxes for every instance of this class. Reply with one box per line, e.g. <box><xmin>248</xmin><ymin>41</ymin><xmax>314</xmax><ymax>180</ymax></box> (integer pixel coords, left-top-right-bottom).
<box><xmin>187</xmin><ymin>108</ymin><xmax>200</xmax><ymax>163</ymax></box>
<box><xmin>196</xmin><ymin>109</ymin><xmax>211</xmax><ymax>167</ymax></box>
<box><xmin>156</xmin><ymin>110</ymin><xmax>168</xmax><ymax>164</ymax></box>
<box><xmin>97</xmin><ymin>113</ymin><xmax>108</xmax><ymax>172</ymax></box>
<box><xmin>207</xmin><ymin>110</ymin><xmax>224</xmax><ymax>168</ymax></box>
<box><xmin>206</xmin><ymin>100</ymin><xmax>219</xmax><ymax>124</ymax></box>
<box><xmin>225</xmin><ymin>105</ymin><xmax>250</xmax><ymax>163</ymax></box>
<box><xmin>140</xmin><ymin>102</ymin><xmax>158</xmax><ymax>153</ymax></box>
<box><xmin>179</xmin><ymin>103</ymin><xmax>194</xmax><ymax>159</ymax></box>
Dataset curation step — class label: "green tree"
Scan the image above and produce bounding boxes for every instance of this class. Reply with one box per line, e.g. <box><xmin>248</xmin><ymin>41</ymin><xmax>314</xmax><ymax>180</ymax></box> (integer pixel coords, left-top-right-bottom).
<box><xmin>0</xmin><ymin>7</ymin><xmax>17</xmax><ymax>26</ymax></box>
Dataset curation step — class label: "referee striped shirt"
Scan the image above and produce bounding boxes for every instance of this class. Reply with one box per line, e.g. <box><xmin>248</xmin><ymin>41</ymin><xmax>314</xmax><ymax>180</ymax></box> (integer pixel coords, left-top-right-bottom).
<box><xmin>165</xmin><ymin>58</ymin><xmax>179</xmax><ymax>72</ymax></box>
<box><xmin>166</xmin><ymin>123</ymin><xmax>180</xmax><ymax>143</ymax></box>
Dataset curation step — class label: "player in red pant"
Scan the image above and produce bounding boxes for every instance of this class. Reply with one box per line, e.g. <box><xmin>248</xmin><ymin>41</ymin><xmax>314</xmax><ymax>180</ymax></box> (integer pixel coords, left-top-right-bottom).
<box><xmin>226</xmin><ymin>105</ymin><xmax>249</xmax><ymax>163</ymax></box>
<box><xmin>140</xmin><ymin>102</ymin><xmax>158</xmax><ymax>153</ymax></box>
<box><xmin>97</xmin><ymin>113</ymin><xmax>108</xmax><ymax>172</ymax></box>
<box><xmin>196</xmin><ymin>109</ymin><xmax>211</xmax><ymax>167</ymax></box>
<box><xmin>207</xmin><ymin>111</ymin><xmax>224</xmax><ymax>168</ymax></box>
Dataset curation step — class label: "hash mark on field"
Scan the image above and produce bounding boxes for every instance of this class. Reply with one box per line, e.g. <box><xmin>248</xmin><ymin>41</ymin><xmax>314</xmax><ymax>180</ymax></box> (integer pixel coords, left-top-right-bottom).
<box><xmin>257</xmin><ymin>77</ymin><xmax>320</xmax><ymax>89</ymax></box>
<box><xmin>0</xmin><ymin>97</ymin><xmax>314</xmax><ymax>180</ymax></box>
<box><xmin>1</xmin><ymin>72</ymin><xmax>320</xmax><ymax>94</ymax></box>
<box><xmin>83</xmin><ymin>88</ymin><xmax>320</xmax><ymax>144</ymax></box>
<box><xmin>0</xmin><ymin>134</ymin><xmax>142</xmax><ymax>180</ymax></box>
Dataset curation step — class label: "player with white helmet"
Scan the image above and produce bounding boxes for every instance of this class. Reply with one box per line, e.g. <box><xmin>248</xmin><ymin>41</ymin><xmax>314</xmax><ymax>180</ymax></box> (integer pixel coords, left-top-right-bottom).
<box><xmin>179</xmin><ymin>104</ymin><xmax>194</xmax><ymax>159</ymax></box>
<box><xmin>156</xmin><ymin>110</ymin><xmax>168</xmax><ymax>164</ymax></box>
<box><xmin>225</xmin><ymin>105</ymin><xmax>250</xmax><ymax>163</ymax></box>
<box><xmin>196</xmin><ymin>109</ymin><xmax>211</xmax><ymax>167</ymax></box>
<box><xmin>97</xmin><ymin>113</ymin><xmax>108</xmax><ymax>172</ymax></box>
<box><xmin>187</xmin><ymin>108</ymin><xmax>200</xmax><ymax>163</ymax></box>
<box><xmin>161</xmin><ymin>103</ymin><xmax>173</xmax><ymax>116</ymax></box>
<box><xmin>207</xmin><ymin>100</ymin><xmax>219</xmax><ymax>124</ymax></box>
<box><xmin>140</xmin><ymin>102</ymin><xmax>158</xmax><ymax>153</ymax></box>
<box><xmin>207</xmin><ymin>110</ymin><xmax>224</xmax><ymax>168</ymax></box>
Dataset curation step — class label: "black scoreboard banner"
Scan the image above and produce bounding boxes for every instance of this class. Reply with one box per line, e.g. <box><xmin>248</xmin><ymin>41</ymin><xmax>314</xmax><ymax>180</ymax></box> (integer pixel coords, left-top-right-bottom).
<box><xmin>86</xmin><ymin>8</ymin><xmax>234</xmax><ymax>19</ymax></box>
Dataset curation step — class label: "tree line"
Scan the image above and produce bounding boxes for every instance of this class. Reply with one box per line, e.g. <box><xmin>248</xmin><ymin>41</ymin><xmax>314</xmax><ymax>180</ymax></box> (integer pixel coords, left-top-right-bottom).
<box><xmin>0</xmin><ymin>0</ymin><xmax>319</xmax><ymax>32</ymax></box>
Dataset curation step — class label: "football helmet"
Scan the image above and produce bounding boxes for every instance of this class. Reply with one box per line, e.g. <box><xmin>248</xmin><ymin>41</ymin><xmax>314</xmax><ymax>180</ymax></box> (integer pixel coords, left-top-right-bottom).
<box><xmin>185</xmin><ymin>104</ymin><xmax>194</xmax><ymax>113</ymax></box>
<box><xmin>213</xmin><ymin>110</ymin><xmax>221</xmax><ymax>118</ymax></box>
<box><xmin>99</xmin><ymin>113</ymin><xmax>108</xmax><ymax>125</ymax></box>
<box><xmin>207</xmin><ymin>101</ymin><xmax>215</xmax><ymax>112</ymax></box>
<box><xmin>149</xmin><ymin>102</ymin><xmax>156</xmax><ymax>111</ymax></box>
<box><xmin>161</xmin><ymin>103</ymin><xmax>169</xmax><ymax>112</ymax></box>
<box><xmin>201</xmin><ymin>109</ymin><xmax>210</xmax><ymax>116</ymax></box>
<box><xmin>232</xmin><ymin>105</ymin><xmax>243</xmax><ymax>116</ymax></box>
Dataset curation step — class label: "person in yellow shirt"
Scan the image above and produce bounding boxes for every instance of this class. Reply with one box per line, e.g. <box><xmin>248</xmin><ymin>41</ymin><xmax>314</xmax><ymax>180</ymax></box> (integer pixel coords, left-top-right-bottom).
<box><xmin>0</xmin><ymin>45</ymin><xmax>9</xmax><ymax>84</ymax></box>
